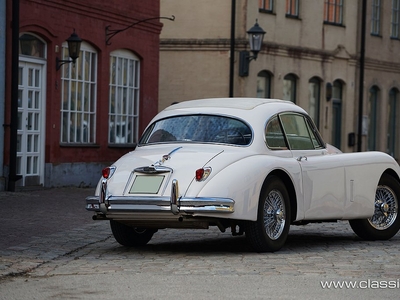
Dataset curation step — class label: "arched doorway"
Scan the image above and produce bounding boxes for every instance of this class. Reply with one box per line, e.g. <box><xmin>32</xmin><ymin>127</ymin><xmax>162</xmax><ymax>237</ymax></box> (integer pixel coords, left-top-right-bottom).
<box><xmin>17</xmin><ymin>33</ymin><xmax>46</xmax><ymax>186</ymax></box>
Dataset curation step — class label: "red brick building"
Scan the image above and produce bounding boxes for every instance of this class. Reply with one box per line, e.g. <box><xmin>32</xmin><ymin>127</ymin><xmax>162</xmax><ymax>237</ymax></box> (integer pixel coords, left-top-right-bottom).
<box><xmin>3</xmin><ymin>0</ymin><xmax>163</xmax><ymax>189</ymax></box>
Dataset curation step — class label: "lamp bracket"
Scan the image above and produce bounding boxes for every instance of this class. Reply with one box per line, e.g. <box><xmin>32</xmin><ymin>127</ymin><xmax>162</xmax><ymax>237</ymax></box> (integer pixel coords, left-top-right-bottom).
<box><xmin>56</xmin><ymin>57</ymin><xmax>75</xmax><ymax>71</ymax></box>
<box><xmin>105</xmin><ymin>15</ymin><xmax>175</xmax><ymax>45</ymax></box>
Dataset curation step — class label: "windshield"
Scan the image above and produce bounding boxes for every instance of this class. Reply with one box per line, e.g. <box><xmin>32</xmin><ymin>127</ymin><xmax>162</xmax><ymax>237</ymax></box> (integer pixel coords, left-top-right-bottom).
<box><xmin>139</xmin><ymin>115</ymin><xmax>252</xmax><ymax>146</ymax></box>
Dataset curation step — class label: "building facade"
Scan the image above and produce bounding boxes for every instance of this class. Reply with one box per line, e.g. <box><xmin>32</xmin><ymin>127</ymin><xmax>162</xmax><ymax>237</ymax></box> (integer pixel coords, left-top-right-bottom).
<box><xmin>159</xmin><ymin>0</ymin><xmax>400</xmax><ymax>159</ymax></box>
<box><xmin>2</xmin><ymin>0</ymin><xmax>163</xmax><ymax>189</ymax></box>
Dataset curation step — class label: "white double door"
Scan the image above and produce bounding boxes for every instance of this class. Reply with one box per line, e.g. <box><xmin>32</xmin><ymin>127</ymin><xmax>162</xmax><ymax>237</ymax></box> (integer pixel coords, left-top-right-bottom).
<box><xmin>17</xmin><ymin>60</ymin><xmax>46</xmax><ymax>186</ymax></box>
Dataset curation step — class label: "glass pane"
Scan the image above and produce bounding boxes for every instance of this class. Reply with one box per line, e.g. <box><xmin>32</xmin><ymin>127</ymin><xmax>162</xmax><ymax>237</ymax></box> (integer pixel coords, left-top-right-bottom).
<box><xmin>33</xmin><ymin>157</ymin><xmax>38</xmax><ymax>173</ymax></box>
<box><xmin>28</xmin><ymin>91</ymin><xmax>33</xmax><ymax>108</ymax></box>
<box><xmin>34</xmin><ymin>113</ymin><xmax>39</xmax><ymax>130</ymax></box>
<box><xmin>17</xmin><ymin>112</ymin><xmax>23</xmax><ymax>130</ymax></box>
<box><xmin>27</xmin><ymin>135</ymin><xmax>32</xmax><ymax>152</ymax></box>
<box><xmin>35</xmin><ymin>91</ymin><xmax>40</xmax><ymax>109</ymax></box>
<box><xmin>27</xmin><ymin>156</ymin><xmax>31</xmax><ymax>174</ymax></box>
<box><xmin>18</xmin><ymin>90</ymin><xmax>23</xmax><ymax>108</ymax></box>
<box><xmin>28</xmin><ymin>69</ymin><xmax>33</xmax><ymax>87</ymax></box>
<box><xmin>18</xmin><ymin>67</ymin><xmax>23</xmax><ymax>85</ymax></box>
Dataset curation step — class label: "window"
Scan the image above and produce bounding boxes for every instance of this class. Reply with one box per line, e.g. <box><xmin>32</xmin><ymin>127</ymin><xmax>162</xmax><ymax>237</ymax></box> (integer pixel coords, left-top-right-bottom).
<box><xmin>391</xmin><ymin>0</ymin><xmax>400</xmax><ymax>38</ymax></box>
<box><xmin>257</xmin><ymin>71</ymin><xmax>272</xmax><ymax>98</ymax></box>
<box><xmin>283</xmin><ymin>74</ymin><xmax>297</xmax><ymax>103</ymax></box>
<box><xmin>280</xmin><ymin>114</ymin><xmax>324</xmax><ymax>150</ymax></box>
<box><xmin>19</xmin><ymin>34</ymin><xmax>45</xmax><ymax>58</ymax></box>
<box><xmin>368</xmin><ymin>86</ymin><xmax>379</xmax><ymax>151</ymax></box>
<box><xmin>60</xmin><ymin>42</ymin><xmax>97</xmax><ymax>144</ymax></box>
<box><xmin>371</xmin><ymin>0</ymin><xmax>381</xmax><ymax>35</ymax></box>
<box><xmin>331</xmin><ymin>80</ymin><xmax>343</xmax><ymax>149</ymax></box>
<box><xmin>265</xmin><ymin>116</ymin><xmax>287</xmax><ymax>149</ymax></box>
<box><xmin>140</xmin><ymin>115</ymin><xmax>252</xmax><ymax>146</ymax></box>
<box><xmin>387</xmin><ymin>88</ymin><xmax>399</xmax><ymax>158</ymax></box>
<box><xmin>324</xmin><ymin>0</ymin><xmax>343</xmax><ymax>25</ymax></box>
<box><xmin>109</xmin><ymin>50</ymin><xmax>140</xmax><ymax>145</ymax></box>
<box><xmin>308</xmin><ymin>77</ymin><xmax>321</xmax><ymax>128</ymax></box>
<box><xmin>259</xmin><ymin>0</ymin><xmax>274</xmax><ymax>12</ymax></box>
<box><xmin>286</xmin><ymin>0</ymin><xmax>299</xmax><ymax>17</ymax></box>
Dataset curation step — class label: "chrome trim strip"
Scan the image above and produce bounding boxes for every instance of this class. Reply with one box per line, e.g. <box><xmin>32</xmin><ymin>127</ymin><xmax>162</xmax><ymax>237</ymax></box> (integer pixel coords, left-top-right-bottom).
<box><xmin>85</xmin><ymin>195</ymin><xmax>235</xmax><ymax>213</ymax></box>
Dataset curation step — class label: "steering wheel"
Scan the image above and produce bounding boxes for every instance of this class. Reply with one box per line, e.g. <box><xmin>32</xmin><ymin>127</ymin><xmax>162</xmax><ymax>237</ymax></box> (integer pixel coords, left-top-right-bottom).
<box><xmin>211</xmin><ymin>129</ymin><xmax>246</xmax><ymax>144</ymax></box>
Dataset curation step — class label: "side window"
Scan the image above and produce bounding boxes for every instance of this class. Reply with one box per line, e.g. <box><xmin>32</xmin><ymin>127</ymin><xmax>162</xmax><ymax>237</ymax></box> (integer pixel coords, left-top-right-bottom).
<box><xmin>280</xmin><ymin>114</ymin><xmax>322</xmax><ymax>150</ymax></box>
<box><xmin>265</xmin><ymin>116</ymin><xmax>287</xmax><ymax>149</ymax></box>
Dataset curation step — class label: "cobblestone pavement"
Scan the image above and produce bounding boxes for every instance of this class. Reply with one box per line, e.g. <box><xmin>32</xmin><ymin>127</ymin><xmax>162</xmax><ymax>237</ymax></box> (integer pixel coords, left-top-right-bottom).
<box><xmin>0</xmin><ymin>188</ymin><xmax>399</xmax><ymax>299</ymax></box>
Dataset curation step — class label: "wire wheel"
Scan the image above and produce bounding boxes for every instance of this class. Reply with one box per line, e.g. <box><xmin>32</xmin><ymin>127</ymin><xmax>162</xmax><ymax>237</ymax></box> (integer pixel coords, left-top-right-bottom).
<box><xmin>263</xmin><ymin>189</ymin><xmax>286</xmax><ymax>240</ymax></box>
<box><xmin>368</xmin><ymin>185</ymin><xmax>398</xmax><ymax>230</ymax></box>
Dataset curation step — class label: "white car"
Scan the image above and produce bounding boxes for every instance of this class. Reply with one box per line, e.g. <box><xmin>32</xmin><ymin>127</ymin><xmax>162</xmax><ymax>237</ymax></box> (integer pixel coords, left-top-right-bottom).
<box><xmin>86</xmin><ymin>98</ymin><xmax>400</xmax><ymax>252</ymax></box>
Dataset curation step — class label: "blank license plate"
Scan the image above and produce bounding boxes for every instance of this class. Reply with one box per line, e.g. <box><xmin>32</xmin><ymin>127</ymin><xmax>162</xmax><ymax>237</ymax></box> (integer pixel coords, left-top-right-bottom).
<box><xmin>129</xmin><ymin>175</ymin><xmax>165</xmax><ymax>194</ymax></box>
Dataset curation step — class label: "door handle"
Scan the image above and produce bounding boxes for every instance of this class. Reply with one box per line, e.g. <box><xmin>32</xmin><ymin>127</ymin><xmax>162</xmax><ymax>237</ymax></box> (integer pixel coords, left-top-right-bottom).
<box><xmin>297</xmin><ymin>156</ymin><xmax>308</xmax><ymax>161</ymax></box>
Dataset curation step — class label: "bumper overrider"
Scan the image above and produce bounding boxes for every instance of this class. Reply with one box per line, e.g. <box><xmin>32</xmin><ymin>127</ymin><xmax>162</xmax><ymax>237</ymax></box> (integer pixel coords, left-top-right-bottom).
<box><xmin>85</xmin><ymin>178</ymin><xmax>235</xmax><ymax>217</ymax></box>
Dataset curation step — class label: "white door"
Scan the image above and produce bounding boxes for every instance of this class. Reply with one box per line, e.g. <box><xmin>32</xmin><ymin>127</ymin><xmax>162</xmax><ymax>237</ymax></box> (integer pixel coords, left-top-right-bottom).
<box><xmin>17</xmin><ymin>61</ymin><xmax>45</xmax><ymax>186</ymax></box>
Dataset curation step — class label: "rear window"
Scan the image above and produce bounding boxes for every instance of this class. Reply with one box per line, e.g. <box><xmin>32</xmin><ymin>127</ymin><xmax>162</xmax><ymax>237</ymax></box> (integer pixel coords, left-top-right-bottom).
<box><xmin>140</xmin><ymin>115</ymin><xmax>252</xmax><ymax>146</ymax></box>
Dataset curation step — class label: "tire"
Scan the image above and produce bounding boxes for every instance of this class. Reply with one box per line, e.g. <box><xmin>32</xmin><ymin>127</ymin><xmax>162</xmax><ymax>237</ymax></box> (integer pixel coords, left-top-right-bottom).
<box><xmin>349</xmin><ymin>174</ymin><xmax>400</xmax><ymax>240</ymax></box>
<box><xmin>110</xmin><ymin>220</ymin><xmax>156</xmax><ymax>247</ymax></box>
<box><xmin>246</xmin><ymin>175</ymin><xmax>291</xmax><ymax>252</ymax></box>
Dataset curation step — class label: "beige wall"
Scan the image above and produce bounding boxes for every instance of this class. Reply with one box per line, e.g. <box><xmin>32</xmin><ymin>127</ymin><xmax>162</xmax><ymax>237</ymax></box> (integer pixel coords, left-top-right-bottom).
<box><xmin>160</xmin><ymin>0</ymin><xmax>400</xmax><ymax>157</ymax></box>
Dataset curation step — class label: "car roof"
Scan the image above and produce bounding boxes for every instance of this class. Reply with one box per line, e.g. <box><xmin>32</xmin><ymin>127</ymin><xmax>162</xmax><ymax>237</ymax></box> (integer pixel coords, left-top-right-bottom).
<box><xmin>164</xmin><ymin>98</ymin><xmax>296</xmax><ymax>111</ymax></box>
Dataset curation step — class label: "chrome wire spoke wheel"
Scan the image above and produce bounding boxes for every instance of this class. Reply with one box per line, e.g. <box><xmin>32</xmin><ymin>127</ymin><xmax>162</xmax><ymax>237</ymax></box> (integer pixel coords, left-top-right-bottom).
<box><xmin>368</xmin><ymin>185</ymin><xmax>398</xmax><ymax>230</ymax></box>
<box><xmin>263</xmin><ymin>189</ymin><xmax>286</xmax><ymax>240</ymax></box>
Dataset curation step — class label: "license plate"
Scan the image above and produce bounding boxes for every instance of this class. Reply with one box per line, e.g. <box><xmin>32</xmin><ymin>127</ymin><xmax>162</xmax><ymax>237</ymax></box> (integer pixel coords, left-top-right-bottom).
<box><xmin>129</xmin><ymin>175</ymin><xmax>165</xmax><ymax>194</ymax></box>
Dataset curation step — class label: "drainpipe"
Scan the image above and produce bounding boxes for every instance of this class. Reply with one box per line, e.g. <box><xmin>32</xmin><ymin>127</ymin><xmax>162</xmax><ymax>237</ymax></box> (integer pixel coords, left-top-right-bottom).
<box><xmin>0</xmin><ymin>0</ymin><xmax>5</xmax><ymax>190</ymax></box>
<box><xmin>8</xmin><ymin>0</ymin><xmax>21</xmax><ymax>191</ymax></box>
<box><xmin>229</xmin><ymin>0</ymin><xmax>236</xmax><ymax>97</ymax></box>
<box><xmin>357</xmin><ymin>0</ymin><xmax>366</xmax><ymax>152</ymax></box>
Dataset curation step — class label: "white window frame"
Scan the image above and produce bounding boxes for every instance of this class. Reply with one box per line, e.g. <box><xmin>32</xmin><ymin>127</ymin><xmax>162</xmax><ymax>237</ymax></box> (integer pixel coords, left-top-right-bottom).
<box><xmin>391</xmin><ymin>0</ymin><xmax>400</xmax><ymax>38</ymax></box>
<box><xmin>108</xmin><ymin>49</ymin><xmax>140</xmax><ymax>145</ymax></box>
<box><xmin>371</xmin><ymin>0</ymin><xmax>381</xmax><ymax>35</ymax></box>
<box><xmin>60</xmin><ymin>41</ymin><xmax>97</xmax><ymax>144</ymax></box>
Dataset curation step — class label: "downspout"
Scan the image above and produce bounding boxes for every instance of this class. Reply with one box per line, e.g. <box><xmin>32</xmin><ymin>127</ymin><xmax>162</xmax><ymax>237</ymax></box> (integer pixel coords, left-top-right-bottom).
<box><xmin>8</xmin><ymin>0</ymin><xmax>21</xmax><ymax>191</ymax></box>
<box><xmin>0</xmin><ymin>0</ymin><xmax>5</xmax><ymax>190</ymax></box>
<box><xmin>229</xmin><ymin>0</ymin><xmax>236</xmax><ymax>97</ymax></box>
<box><xmin>357</xmin><ymin>0</ymin><xmax>366</xmax><ymax>152</ymax></box>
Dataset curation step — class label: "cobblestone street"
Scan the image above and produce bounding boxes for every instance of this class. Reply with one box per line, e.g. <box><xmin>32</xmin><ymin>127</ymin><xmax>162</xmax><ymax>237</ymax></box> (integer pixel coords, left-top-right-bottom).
<box><xmin>0</xmin><ymin>188</ymin><xmax>399</xmax><ymax>299</ymax></box>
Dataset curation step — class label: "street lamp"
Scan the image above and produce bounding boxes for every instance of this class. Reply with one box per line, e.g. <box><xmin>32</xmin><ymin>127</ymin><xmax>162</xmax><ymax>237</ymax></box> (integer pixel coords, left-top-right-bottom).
<box><xmin>239</xmin><ymin>20</ymin><xmax>266</xmax><ymax>77</ymax></box>
<box><xmin>56</xmin><ymin>30</ymin><xmax>82</xmax><ymax>71</ymax></box>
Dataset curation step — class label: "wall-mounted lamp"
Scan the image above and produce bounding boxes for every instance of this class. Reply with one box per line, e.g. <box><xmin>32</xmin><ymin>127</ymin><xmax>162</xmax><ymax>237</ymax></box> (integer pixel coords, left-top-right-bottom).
<box><xmin>56</xmin><ymin>30</ymin><xmax>82</xmax><ymax>71</ymax></box>
<box><xmin>105</xmin><ymin>15</ymin><xmax>175</xmax><ymax>45</ymax></box>
<box><xmin>326</xmin><ymin>82</ymin><xmax>333</xmax><ymax>101</ymax></box>
<box><xmin>239</xmin><ymin>20</ymin><xmax>266</xmax><ymax>77</ymax></box>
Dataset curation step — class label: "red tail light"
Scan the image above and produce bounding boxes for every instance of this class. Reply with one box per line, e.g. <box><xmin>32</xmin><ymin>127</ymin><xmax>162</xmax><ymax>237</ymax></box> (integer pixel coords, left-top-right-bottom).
<box><xmin>195</xmin><ymin>167</ymin><xmax>212</xmax><ymax>182</ymax></box>
<box><xmin>102</xmin><ymin>166</ymin><xmax>116</xmax><ymax>179</ymax></box>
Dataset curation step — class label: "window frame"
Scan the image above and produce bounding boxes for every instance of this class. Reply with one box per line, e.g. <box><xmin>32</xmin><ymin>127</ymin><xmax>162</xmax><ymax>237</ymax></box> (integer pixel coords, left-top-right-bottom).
<box><xmin>371</xmin><ymin>0</ymin><xmax>381</xmax><ymax>36</ymax></box>
<box><xmin>286</xmin><ymin>0</ymin><xmax>299</xmax><ymax>17</ymax></box>
<box><xmin>60</xmin><ymin>41</ymin><xmax>97</xmax><ymax>145</ymax></box>
<box><xmin>108</xmin><ymin>49</ymin><xmax>140</xmax><ymax>146</ymax></box>
<box><xmin>259</xmin><ymin>0</ymin><xmax>274</xmax><ymax>13</ymax></box>
<box><xmin>265</xmin><ymin>113</ymin><xmax>325</xmax><ymax>151</ymax></box>
<box><xmin>391</xmin><ymin>0</ymin><xmax>400</xmax><ymax>39</ymax></box>
<box><xmin>324</xmin><ymin>0</ymin><xmax>344</xmax><ymax>25</ymax></box>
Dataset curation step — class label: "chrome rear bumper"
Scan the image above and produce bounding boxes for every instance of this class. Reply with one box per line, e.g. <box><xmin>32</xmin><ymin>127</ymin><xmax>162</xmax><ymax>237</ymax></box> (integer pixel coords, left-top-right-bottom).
<box><xmin>85</xmin><ymin>178</ymin><xmax>234</xmax><ymax>215</ymax></box>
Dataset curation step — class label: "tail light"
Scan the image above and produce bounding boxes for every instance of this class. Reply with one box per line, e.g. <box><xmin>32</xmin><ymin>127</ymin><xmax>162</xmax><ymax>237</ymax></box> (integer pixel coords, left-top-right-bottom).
<box><xmin>195</xmin><ymin>167</ymin><xmax>212</xmax><ymax>182</ymax></box>
<box><xmin>102</xmin><ymin>166</ymin><xmax>116</xmax><ymax>179</ymax></box>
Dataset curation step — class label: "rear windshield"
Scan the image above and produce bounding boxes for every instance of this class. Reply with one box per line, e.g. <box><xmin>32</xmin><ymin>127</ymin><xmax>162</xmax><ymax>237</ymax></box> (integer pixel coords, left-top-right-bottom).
<box><xmin>139</xmin><ymin>114</ymin><xmax>252</xmax><ymax>146</ymax></box>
